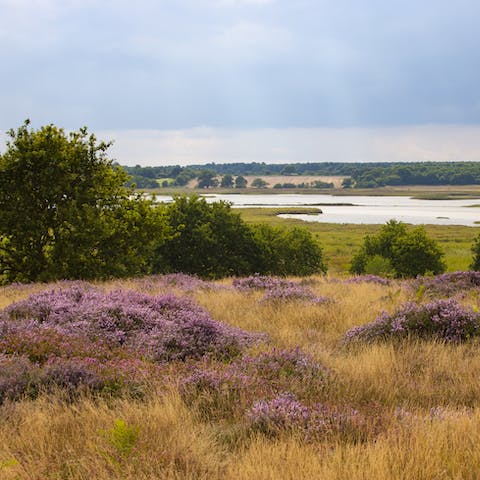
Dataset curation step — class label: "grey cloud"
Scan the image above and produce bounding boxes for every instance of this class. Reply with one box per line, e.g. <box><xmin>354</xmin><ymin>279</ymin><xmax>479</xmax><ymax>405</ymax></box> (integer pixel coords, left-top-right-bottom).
<box><xmin>1</xmin><ymin>0</ymin><xmax>480</xmax><ymax>130</ymax></box>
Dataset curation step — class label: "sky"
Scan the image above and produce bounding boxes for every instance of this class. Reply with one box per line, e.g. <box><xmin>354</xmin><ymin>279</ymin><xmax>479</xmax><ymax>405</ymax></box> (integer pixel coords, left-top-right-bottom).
<box><xmin>1</xmin><ymin>0</ymin><xmax>480</xmax><ymax>165</ymax></box>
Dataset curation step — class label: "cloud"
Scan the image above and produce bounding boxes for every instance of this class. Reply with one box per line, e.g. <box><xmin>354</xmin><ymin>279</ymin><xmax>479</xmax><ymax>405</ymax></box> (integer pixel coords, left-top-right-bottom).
<box><xmin>100</xmin><ymin>125</ymin><xmax>480</xmax><ymax>166</ymax></box>
<box><xmin>1</xmin><ymin>0</ymin><xmax>480</xmax><ymax>130</ymax></box>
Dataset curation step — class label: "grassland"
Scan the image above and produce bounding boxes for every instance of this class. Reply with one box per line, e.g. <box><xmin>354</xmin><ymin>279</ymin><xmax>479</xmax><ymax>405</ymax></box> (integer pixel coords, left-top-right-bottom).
<box><xmin>1</xmin><ymin>275</ymin><xmax>480</xmax><ymax>479</ymax></box>
<box><xmin>238</xmin><ymin>207</ymin><xmax>480</xmax><ymax>274</ymax></box>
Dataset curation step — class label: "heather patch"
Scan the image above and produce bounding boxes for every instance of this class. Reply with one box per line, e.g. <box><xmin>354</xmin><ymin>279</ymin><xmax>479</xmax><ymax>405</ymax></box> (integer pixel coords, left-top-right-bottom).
<box><xmin>259</xmin><ymin>285</ymin><xmax>330</xmax><ymax>305</ymax></box>
<box><xmin>344</xmin><ymin>299</ymin><xmax>480</xmax><ymax>344</ymax></box>
<box><xmin>2</xmin><ymin>285</ymin><xmax>263</xmax><ymax>362</ymax></box>
<box><xmin>179</xmin><ymin>348</ymin><xmax>330</xmax><ymax>420</ymax></box>
<box><xmin>0</xmin><ymin>354</ymin><xmax>39</xmax><ymax>403</ymax></box>
<box><xmin>413</xmin><ymin>271</ymin><xmax>480</xmax><ymax>298</ymax></box>
<box><xmin>232</xmin><ymin>275</ymin><xmax>297</xmax><ymax>292</ymax></box>
<box><xmin>344</xmin><ymin>275</ymin><xmax>391</xmax><ymax>286</ymax></box>
<box><xmin>246</xmin><ymin>392</ymin><xmax>368</xmax><ymax>441</ymax></box>
<box><xmin>133</xmin><ymin>273</ymin><xmax>223</xmax><ymax>294</ymax></box>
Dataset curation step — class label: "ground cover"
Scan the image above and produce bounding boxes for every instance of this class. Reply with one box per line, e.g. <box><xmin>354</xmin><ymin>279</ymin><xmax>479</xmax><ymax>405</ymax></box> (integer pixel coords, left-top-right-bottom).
<box><xmin>0</xmin><ymin>274</ymin><xmax>480</xmax><ymax>478</ymax></box>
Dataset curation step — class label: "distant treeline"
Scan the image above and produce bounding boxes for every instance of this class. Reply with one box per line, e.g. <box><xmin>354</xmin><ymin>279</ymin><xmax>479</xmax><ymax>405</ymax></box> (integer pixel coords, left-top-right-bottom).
<box><xmin>121</xmin><ymin>162</ymin><xmax>480</xmax><ymax>188</ymax></box>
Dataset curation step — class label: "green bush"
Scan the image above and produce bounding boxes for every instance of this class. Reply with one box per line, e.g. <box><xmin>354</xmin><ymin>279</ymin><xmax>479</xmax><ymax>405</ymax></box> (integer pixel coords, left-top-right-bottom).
<box><xmin>152</xmin><ymin>196</ymin><xmax>327</xmax><ymax>279</ymax></box>
<box><xmin>252</xmin><ymin>224</ymin><xmax>327</xmax><ymax>276</ymax></box>
<box><xmin>350</xmin><ymin>220</ymin><xmax>445</xmax><ymax>278</ymax></box>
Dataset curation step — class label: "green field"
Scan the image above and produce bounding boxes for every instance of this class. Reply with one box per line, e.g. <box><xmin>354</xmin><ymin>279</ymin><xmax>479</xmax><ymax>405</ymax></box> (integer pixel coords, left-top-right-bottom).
<box><xmin>238</xmin><ymin>207</ymin><xmax>480</xmax><ymax>274</ymax></box>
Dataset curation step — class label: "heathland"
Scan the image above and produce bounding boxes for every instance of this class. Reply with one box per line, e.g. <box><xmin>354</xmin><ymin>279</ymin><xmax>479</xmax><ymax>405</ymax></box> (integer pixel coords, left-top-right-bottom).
<box><xmin>3</xmin><ymin>123</ymin><xmax>480</xmax><ymax>479</ymax></box>
<box><xmin>1</xmin><ymin>273</ymin><xmax>480</xmax><ymax>479</ymax></box>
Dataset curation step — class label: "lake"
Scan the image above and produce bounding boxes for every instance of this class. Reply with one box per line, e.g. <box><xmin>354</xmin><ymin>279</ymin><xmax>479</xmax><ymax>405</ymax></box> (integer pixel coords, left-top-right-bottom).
<box><xmin>153</xmin><ymin>193</ymin><xmax>480</xmax><ymax>226</ymax></box>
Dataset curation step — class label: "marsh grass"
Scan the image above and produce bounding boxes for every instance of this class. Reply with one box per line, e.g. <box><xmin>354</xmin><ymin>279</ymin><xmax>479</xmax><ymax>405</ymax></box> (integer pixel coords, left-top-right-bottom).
<box><xmin>2</xmin><ymin>275</ymin><xmax>480</xmax><ymax>478</ymax></box>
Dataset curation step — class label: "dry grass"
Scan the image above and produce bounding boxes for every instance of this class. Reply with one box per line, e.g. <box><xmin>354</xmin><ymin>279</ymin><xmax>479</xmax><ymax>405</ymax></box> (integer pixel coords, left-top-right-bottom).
<box><xmin>1</xmin><ymin>276</ymin><xmax>480</xmax><ymax>479</ymax></box>
<box><xmin>186</xmin><ymin>175</ymin><xmax>346</xmax><ymax>189</ymax></box>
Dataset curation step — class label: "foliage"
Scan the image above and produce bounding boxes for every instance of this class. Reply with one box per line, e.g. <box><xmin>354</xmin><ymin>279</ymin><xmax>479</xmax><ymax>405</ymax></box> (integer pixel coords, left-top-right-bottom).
<box><xmin>125</xmin><ymin>161</ymin><xmax>480</xmax><ymax>188</ymax></box>
<box><xmin>232</xmin><ymin>275</ymin><xmax>297</xmax><ymax>291</ymax></box>
<box><xmin>220</xmin><ymin>174</ymin><xmax>234</xmax><ymax>188</ymax></box>
<box><xmin>0</xmin><ymin>121</ymin><xmax>165</xmax><ymax>283</ymax></box>
<box><xmin>471</xmin><ymin>234</ymin><xmax>480</xmax><ymax>271</ymax></box>
<box><xmin>344</xmin><ymin>299</ymin><xmax>480</xmax><ymax>344</ymax></box>
<box><xmin>103</xmin><ymin>419</ymin><xmax>139</xmax><ymax>459</ymax></box>
<box><xmin>259</xmin><ymin>285</ymin><xmax>330</xmax><ymax>305</ymax></box>
<box><xmin>197</xmin><ymin>170</ymin><xmax>219</xmax><ymax>188</ymax></box>
<box><xmin>350</xmin><ymin>220</ymin><xmax>445</xmax><ymax>278</ymax></box>
<box><xmin>2</xmin><ymin>284</ymin><xmax>262</xmax><ymax>363</ymax></box>
<box><xmin>253</xmin><ymin>224</ymin><xmax>327</xmax><ymax>276</ymax></box>
<box><xmin>152</xmin><ymin>196</ymin><xmax>261</xmax><ymax>278</ymax></box>
<box><xmin>235</xmin><ymin>175</ymin><xmax>248</xmax><ymax>188</ymax></box>
<box><xmin>153</xmin><ymin>196</ymin><xmax>327</xmax><ymax>278</ymax></box>
<box><xmin>251</xmin><ymin>178</ymin><xmax>268</xmax><ymax>188</ymax></box>
<box><xmin>412</xmin><ymin>271</ymin><xmax>480</xmax><ymax>298</ymax></box>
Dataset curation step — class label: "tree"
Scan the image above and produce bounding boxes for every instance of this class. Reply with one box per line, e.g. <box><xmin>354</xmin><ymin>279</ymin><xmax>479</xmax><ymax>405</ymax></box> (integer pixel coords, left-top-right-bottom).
<box><xmin>252</xmin><ymin>224</ymin><xmax>326</xmax><ymax>276</ymax></box>
<box><xmin>350</xmin><ymin>220</ymin><xmax>445</xmax><ymax>278</ymax></box>
<box><xmin>197</xmin><ymin>170</ymin><xmax>218</xmax><ymax>188</ymax></box>
<box><xmin>235</xmin><ymin>176</ymin><xmax>248</xmax><ymax>188</ymax></box>
<box><xmin>220</xmin><ymin>174</ymin><xmax>234</xmax><ymax>188</ymax></box>
<box><xmin>470</xmin><ymin>235</ymin><xmax>480</xmax><ymax>271</ymax></box>
<box><xmin>0</xmin><ymin>121</ymin><xmax>165</xmax><ymax>283</ymax></box>
<box><xmin>152</xmin><ymin>196</ymin><xmax>260</xmax><ymax>278</ymax></box>
<box><xmin>251</xmin><ymin>178</ymin><xmax>268</xmax><ymax>188</ymax></box>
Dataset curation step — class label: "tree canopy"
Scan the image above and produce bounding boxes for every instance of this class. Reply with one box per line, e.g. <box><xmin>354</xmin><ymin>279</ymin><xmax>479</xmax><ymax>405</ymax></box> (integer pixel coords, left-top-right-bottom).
<box><xmin>350</xmin><ymin>220</ymin><xmax>446</xmax><ymax>278</ymax></box>
<box><xmin>0</xmin><ymin>121</ymin><xmax>164</xmax><ymax>283</ymax></box>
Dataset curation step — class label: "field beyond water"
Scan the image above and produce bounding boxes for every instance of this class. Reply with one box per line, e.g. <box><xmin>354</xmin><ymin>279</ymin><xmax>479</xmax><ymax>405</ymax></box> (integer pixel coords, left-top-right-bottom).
<box><xmin>1</xmin><ymin>273</ymin><xmax>480</xmax><ymax>479</ymax></box>
<box><xmin>238</xmin><ymin>208</ymin><xmax>480</xmax><ymax>274</ymax></box>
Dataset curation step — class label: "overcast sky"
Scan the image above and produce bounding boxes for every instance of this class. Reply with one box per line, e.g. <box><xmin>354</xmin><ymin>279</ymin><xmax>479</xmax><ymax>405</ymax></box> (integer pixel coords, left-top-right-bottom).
<box><xmin>1</xmin><ymin>0</ymin><xmax>480</xmax><ymax>165</ymax></box>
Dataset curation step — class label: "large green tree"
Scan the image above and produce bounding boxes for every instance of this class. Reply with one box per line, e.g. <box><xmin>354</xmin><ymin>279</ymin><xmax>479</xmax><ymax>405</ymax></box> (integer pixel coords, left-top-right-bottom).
<box><xmin>152</xmin><ymin>195</ymin><xmax>259</xmax><ymax>278</ymax></box>
<box><xmin>0</xmin><ymin>121</ymin><xmax>165</xmax><ymax>283</ymax></box>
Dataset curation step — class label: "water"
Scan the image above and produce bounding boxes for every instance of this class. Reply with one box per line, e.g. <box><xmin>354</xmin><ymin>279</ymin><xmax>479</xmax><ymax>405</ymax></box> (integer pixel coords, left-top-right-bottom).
<box><xmin>152</xmin><ymin>193</ymin><xmax>480</xmax><ymax>226</ymax></box>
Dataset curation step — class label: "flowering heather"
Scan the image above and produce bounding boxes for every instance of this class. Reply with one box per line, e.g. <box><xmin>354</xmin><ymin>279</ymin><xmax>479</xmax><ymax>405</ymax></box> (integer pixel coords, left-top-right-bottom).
<box><xmin>413</xmin><ymin>271</ymin><xmax>480</xmax><ymax>298</ymax></box>
<box><xmin>40</xmin><ymin>356</ymin><xmax>153</xmax><ymax>396</ymax></box>
<box><xmin>133</xmin><ymin>273</ymin><xmax>222</xmax><ymax>294</ymax></box>
<box><xmin>232</xmin><ymin>275</ymin><xmax>297</xmax><ymax>292</ymax></box>
<box><xmin>178</xmin><ymin>366</ymin><xmax>252</xmax><ymax>419</ymax></box>
<box><xmin>246</xmin><ymin>393</ymin><xmax>366</xmax><ymax>441</ymax></box>
<box><xmin>344</xmin><ymin>275</ymin><xmax>391</xmax><ymax>286</ymax></box>
<box><xmin>0</xmin><ymin>354</ymin><xmax>39</xmax><ymax>403</ymax></box>
<box><xmin>2</xmin><ymin>285</ymin><xmax>262</xmax><ymax>362</ymax></box>
<box><xmin>178</xmin><ymin>348</ymin><xmax>329</xmax><ymax>419</ymax></box>
<box><xmin>247</xmin><ymin>392</ymin><xmax>310</xmax><ymax>433</ymax></box>
<box><xmin>238</xmin><ymin>348</ymin><xmax>329</xmax><ymax>394</ymax></box>
<box><xmin>344</xmin><ymin>299</ymin><xmax>480</xmax><ymax>344</ymax></box>
<box><xmin>260</xmin><ymin>285</ymin><xmax>330</xmax><ymax>305</ymax></box>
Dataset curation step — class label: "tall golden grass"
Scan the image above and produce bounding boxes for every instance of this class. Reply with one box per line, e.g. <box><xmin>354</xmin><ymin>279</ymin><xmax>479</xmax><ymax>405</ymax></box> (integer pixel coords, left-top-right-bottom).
<box><xmin>0</xmin><ymin>276</ymin><xmax>479</xmax><ymax>479</ymax></box>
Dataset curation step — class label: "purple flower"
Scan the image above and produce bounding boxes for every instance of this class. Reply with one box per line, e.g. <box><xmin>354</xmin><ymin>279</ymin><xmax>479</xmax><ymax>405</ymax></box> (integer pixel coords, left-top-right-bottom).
<box><xmin>344</xmin><ymin>299</ymin><xmax>480</xmax><ymax>344</ymax></box>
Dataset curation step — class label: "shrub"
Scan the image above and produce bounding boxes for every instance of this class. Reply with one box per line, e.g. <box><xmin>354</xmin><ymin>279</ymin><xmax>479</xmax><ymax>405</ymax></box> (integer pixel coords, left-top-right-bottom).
<box><xmin>259</xmin><ymin>285</ymin><xmax>329</xmax><ymax>305</ymax></box>
<box><xmin>413</xmin><ymin>271</ymin><xmax>480</xmax><ymax>298</ymax></box>
<box><xmin>252</xmin><ymin>224</ymin><xmax>327</xmax><ymax>276</ymax></box>
<box><xmin>152</xmin><ymin>195</ymin><xmax>260</xmax><ymax>279</ymax></box>
<box><xmin>0</xmin><ymin>354</ymin><xmax>39</xmax><ymax>402</ymax></box>
<box><xmin>232</xmin><ymin>275</ymin><xmax>296</xmax><ymax>292</ymax></box>
<box><xmin>344</xmin><ymin>299</ymin><xmax>480</xmax><ymax>344</ymax></box>
<box><xmin>2</xmin><ymin>285</ymin><xmax>264</xmax><ymax>362</ymax></box>
<box><xmin>350</xmin><ymin>220</ymin><xmax>445</xmax><ymax>278</ymax></box>
<box><xmin>344</xmin><ymin>275</ymin><xmax>391</xmax><ymax>286</ymax></box>
<box><xmin>246</xmin><ymin>393</ymin><xmax>366</xmax><ymax>441</ymax></box>
<box><xmin>471</xmin><ymin>235</ymin><xmax>480</xmax><ymax>271</ymax></box>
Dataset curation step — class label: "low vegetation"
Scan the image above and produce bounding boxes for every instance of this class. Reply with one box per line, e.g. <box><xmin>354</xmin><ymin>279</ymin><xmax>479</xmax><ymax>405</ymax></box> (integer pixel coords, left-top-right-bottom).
<box><xmin>0</xmin><ymin>273</ymin><xmax>480</xmax><ymax>478</ymax></box>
